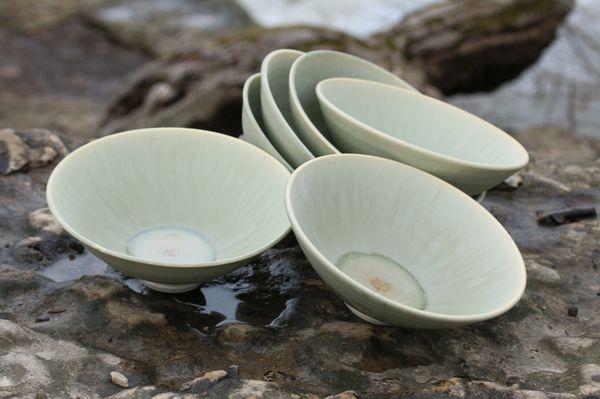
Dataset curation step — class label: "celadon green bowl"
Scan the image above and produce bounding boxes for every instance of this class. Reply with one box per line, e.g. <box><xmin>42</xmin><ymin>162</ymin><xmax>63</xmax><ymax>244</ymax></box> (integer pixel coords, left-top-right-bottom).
<box><xmin>316</xmin><ymin>78</ymin><xmax>529</xmax><ymax>195</ymax></box>
<box><xmin>47</xmin><ymin>128</ymin><xmax>291</xmax><ymax>293</ymax></box>
<box><xmin>242</xmin><ymin>73</ymin><xmax>293</xmax><ymax>171</ymax></box>
<box><xmin>285</xmin><ymin>154</ymin><xmax>526</xmax><ymax>328</ymax></box>
<box><xmin>260</xmin><ymin>49</ymin><xmax>314</xmax><ymax>168</ymax></box>
<box><xmin>289</xmin><ymin>50</ymin><xmax>418</xmax><ymax>156</ymax></box>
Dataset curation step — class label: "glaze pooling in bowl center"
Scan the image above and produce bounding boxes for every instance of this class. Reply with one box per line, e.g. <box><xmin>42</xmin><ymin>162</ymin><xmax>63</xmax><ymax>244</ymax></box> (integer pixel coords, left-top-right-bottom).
<box><xmin>337</xmin><ymin>252</ymin><xmax>427</xmax><ymax>310</ymax></box>
<box><xmin>127</xmin><ymin>226</ymin><xmax>215</xmax><ymax>264</ymax></box>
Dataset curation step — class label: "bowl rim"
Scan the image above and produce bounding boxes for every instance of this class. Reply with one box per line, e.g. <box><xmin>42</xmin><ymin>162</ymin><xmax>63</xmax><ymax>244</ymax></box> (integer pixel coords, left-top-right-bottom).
<box><xmin>316</xmin><ymin>77</ymin><xmax>529</xmax><ymax>172</ymax></box>
<box><xmin>288</xmin><ymin>49</ymin><xmax>417</xmax><ymax>156</ymax></box>
<box><xmin>47</xmin><ymin>127</ymin><xmax>292</xmax><ymax>269</ymax></box>
<box><xmin>260</xmin><ymin>49</ymin><xmax>315</xmax><ymax>165</ymax></box>
<box><xmin>243</xmin><ymin>73</ymin><xmax>293</xmax><ymax>171</ymax></box>
<box><xmin>285</xmin><ymin>153</ymin><xmax>527</xmax><ymax>323</ymax></box>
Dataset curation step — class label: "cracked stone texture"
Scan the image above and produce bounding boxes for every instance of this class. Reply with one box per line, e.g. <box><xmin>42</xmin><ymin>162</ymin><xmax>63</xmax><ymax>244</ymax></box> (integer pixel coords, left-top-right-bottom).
<box><xmin>0</xmin><ymin>127</ymin><xmax>598</xmax><ymax>398</ymax></box>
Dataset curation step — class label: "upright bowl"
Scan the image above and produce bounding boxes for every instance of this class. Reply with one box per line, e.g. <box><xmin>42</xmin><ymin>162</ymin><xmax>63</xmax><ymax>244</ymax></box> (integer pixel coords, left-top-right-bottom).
<box><xmin>285</xmin><ymin>154</ymin><xmax>526</xmax><ymax>328</ymax></box>
<box><xmin>317</xmin><ymin>78</ymin><xmax>529</xmax><ymax>195</ymax></box>
<box><xmin>242</xmin><ymin>73</ymin><xmax>293</xmax><ymax>171</ymax></box>
<box><xmin>47</xmin><ymin>128</ymin><xmax>291</xmax><ymax>293</ymax></box>
<box><xmin>261</xmin><ymin>49</ymin><xmax>314</xmax><ymax>168</ymax></box>
<box><xmin>289</xmin><ymin>50</ymin><xmax>417</xmax><ymax>156</ymax></box>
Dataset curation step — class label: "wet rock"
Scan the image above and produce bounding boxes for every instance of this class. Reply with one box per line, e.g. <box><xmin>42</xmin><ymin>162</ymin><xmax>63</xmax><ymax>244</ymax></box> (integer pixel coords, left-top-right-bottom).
<box><xmin>0</xmin><ymin>0</ymin><xmax>112</xmax><ymax>33</ymax></box>
<box><xmin>526</xmin><ymin>259</ymin><xmax>561</xmax><ymax>284</ymax></box>
<box><xmin>324</xmin><ymin>391</ymin><xmax>360</xmax><ymax>399</ymax></box>
<box><xmin>179</xmin><ymin>369</ymin><xmax>227</xmax><ymax>391</ymax></box>
<box><xmin>85</xmin><ymin>0</ymin><xmax>254</xmax><ymax>57</ymax></box>
<box><xmin>0</xmin><ymin>318</ymin><xmax>132</xmax><ymax>397</ymax></box>
<box><xmin>99</xmin><ymin>26</ymin><xmax>403</xmax><ymax>136</ymax></box>
<box><xmin>28</xmin><ymin>208</ymin><xmax>64</xmax><ymax>236</ymax></box>
<box><xmin>451</xmin><ymin>0</ymin><xmax>600</xmax><ymax>139</ymax></box>
<box><xmin>389</xmin><ymin>0</ymin><xmax>575</xmax><ymax>95</ymax></box>
<box><xmin>0</xmin><ymin>127</ymin><xmax>599</xmax><ymax>397</ymax></box>
<box><xmin>493</xmin><ymin>174</ymin><xmax>524</xmax><ymax>192</ymax></box>
<box><xmin>111</xmin><ymin>371</ymin><xmax>129</xmax><ymax>388</ymax></box>
<box><xmin>0</xmin><ymin>128</ymin><xmax>67</xmax><ymax>175</ymax></box>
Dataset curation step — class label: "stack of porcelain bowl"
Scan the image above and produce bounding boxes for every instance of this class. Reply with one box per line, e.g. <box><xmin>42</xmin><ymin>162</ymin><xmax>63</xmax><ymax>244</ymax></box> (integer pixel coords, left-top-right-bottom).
<box><xmin>47</xmin><ymin>49</ymin><xmax>530</xmax><ymax>329</ymax></box>
<box><xmin>243</xmin><ymin>49</ymin><xmax>530</xmax><ymax>198</ymax></box>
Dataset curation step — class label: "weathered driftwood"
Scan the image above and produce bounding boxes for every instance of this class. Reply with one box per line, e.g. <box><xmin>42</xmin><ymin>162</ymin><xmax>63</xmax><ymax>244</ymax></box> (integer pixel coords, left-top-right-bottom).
<box><xmin>536</xmin><ymin>206</ymin><xmax>597</xmax><ymax>226</ymax></box>
<box><xmin>99</xmin><ymin>0</ymin><xmax>574</xmax><ymax>135</ymax></box>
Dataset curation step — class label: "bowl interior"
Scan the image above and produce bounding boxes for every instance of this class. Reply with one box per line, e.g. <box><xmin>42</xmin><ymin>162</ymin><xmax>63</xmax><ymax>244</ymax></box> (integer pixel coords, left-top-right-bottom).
<box><xmin>48</xmin><ymin>128</ymin><xmax>290</xmax><ymax>265</ymax></box>
<box><xmin>318</xmin><ymin>78</ymin><xmax>528</xmax><ymax>168</ymax></box>
<box><xmin>287</xmin><ymin>155</ymin><xmax>525</xmax><ymax>316</ymax></box>
<box><xmin>289</xmin><ymin>50</ymin><xmax>417</xmax><ymax>149</ymax></box>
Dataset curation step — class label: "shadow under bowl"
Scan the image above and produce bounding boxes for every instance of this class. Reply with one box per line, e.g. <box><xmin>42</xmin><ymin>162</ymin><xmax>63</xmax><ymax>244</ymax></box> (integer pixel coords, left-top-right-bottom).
<box><xmin>317</xmin><ymin>78</ymin><xmax>529</xmax><ymax>195</ymax></box>
<box><xmin>47</xmin><ymin>128</ymin><xmax>291</xmax><ymax>292</ymax></box>
<box><xmin>285</xmin><ymin>154</ymin><xmax>526</xmax><ymax>328</ymax></box>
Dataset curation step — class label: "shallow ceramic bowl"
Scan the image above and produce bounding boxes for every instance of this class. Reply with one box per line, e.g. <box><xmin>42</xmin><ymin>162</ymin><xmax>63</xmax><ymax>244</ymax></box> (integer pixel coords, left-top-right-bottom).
<box><xmin>47</xmin><ymin>128</ymin><xmax>291</xmax><ymax>293</ymax></box>
<box><xmin>289</xmin><ymin>50</ymin><xmax>417</xmax><ymax>156</ymax></box>
<box><xmin>242</xmin><ymin>73</ymin><xmax>292</xmax><ymax>171</ymax></box>
<box><xmin>285</xmin><ymin>154</ymin><xmax>526</xmax><ymax>328</ymax></box>
<box><xmin>317</xmin><ymin>78</ymin><xmax>529</xmax><ymax>195</ymax></box>
<box><xmin>261</xmin><ymin>49</ymin><xmax>314</xmax><ymax>168</ymax></box>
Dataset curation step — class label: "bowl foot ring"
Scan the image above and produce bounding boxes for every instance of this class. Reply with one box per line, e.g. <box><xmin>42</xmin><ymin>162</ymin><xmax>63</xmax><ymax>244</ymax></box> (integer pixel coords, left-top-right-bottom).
<box><xmin>142</xmin><ymin>280</ymin><xmax>200</xmax><ymax>293</ymax></box>
<box><xmin>345</xmin><ymin>303</ymin><xmax>390</xmax><ymax>326</ymax></box>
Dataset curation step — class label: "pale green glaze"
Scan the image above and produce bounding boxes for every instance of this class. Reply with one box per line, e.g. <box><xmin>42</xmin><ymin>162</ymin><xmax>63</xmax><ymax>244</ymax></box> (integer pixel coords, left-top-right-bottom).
<box><xmin>47</xmin><ymin>128</ymin><xmax>291</xmax><ymax>287</ymax></box>
<box><xmin>317</xmin><ymin>78</ymin><xmax>529</xmax><ymax>195</ymax></box>
<box><xmin>288</xmin><ymin>50</ymin><xmax>418</xmax><ymax>156</ymax></box>
<box><xmin>285</xmin><ymin>154</ymin><xmax>527</xmax><ymax>329</ymax></box>
<box><xmin>242</xmin><ymin>73</ymin><xmax>293</xmax><ymax>171</ymax></box>
<box><xmin>260</xmin><ymin>49</ymin><xmax>314</xmax><ymax>168</ymax></box>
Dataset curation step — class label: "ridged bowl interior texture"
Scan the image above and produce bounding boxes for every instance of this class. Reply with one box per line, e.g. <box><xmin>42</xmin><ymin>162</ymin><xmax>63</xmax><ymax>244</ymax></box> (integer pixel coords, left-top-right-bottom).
<box><xmin>289</xmin><ymin>50</ymin><xmax>418</xmax><ymax>156</ymax></box>
<box><xmin>47</xmin><ymin>128</ymin><xmax>291</xmax><ymax>284</ymax></box>
<box><xmin>285</xmin><ymin>155</ymin><xmax>526</xmax><ymax>328</ymax></box>
<box><xmin>317</xmin><ymin>78</ymin><xmax>529</xmax><ymax>195</ymax></box>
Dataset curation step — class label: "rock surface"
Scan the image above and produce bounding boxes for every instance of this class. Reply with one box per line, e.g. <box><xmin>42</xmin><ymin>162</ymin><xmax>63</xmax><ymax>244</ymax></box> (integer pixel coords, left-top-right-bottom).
<box><xmin>0</xmin><ymin>126</ymin><xmax>598</xmax><ymax>398</ymax></box>
<box><xmin>388</xmin><ymin>0</ymin><xmax>575</xmax><ymax>94</ymax></box>
<box><xmin>85</xmin><ymin>0</ymin><xmax>254</xmax><ymax>58</ymax></box>
<box><xmin>99</xmin><ymin>0</ymin><xmax>573</xmax><ymax>136</ymax></box>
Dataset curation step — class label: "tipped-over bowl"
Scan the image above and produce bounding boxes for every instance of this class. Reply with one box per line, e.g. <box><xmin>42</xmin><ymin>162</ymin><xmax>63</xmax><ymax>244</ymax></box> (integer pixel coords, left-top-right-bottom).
<box><xmin>316</xmin><ymin>78</ymin><xmax>529</xmax><ymax>195</ymax></box>
<box><xmin>289</xmin><ymin>50</ymin><xmax>418</xmax><ymax>156</ymax></box>
<box><xmin>261</xmin><ymin>49</ymin><xmax>314</xmax><ymax>168</ymax></box>
<box><xmin>285</xmin><ymin>154</ymin><xmax>526</xmax><ymax>328</ymax></box>
<box><xmin>47</xmin><ymin>128</ymin><xmax>291</xmax><ymax>293</ymax></box>
<box><xmin>242</xmin><ymin>73</ymin><xmax>292</xmax><ymax>171</ymax></box>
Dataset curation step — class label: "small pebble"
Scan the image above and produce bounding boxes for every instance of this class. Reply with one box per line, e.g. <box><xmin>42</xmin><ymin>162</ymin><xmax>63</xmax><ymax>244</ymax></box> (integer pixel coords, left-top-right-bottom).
<box><xmin>35</xmin><ymin>316</ymin><xmax>50</xmax><ymax>323</ymax></box>
<box><xmin>110</xmin><ymin>371</ymin><xmax>129</xmax><ymax>388</ymax></box>
<box><xmin>48</xmin><ymin>308</ymin><xmax>67</xmax><ymax>314</ymax></box>
<box><xmin>68</xmin><ymin>254</ymin><xmax>76</xmax><ymax>261</ymax></box>
<box><xmin>567</xmin><ymin>305</ymin><xmax>579</xmax><ymax>317</ymax></box>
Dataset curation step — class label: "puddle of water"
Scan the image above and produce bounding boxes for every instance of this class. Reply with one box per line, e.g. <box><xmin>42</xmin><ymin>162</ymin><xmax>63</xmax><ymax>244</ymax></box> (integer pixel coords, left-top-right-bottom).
<box><xmin>38</xmin><ymin>252</ymin><xmax>145</xmax><ymax>293</ymax></box>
